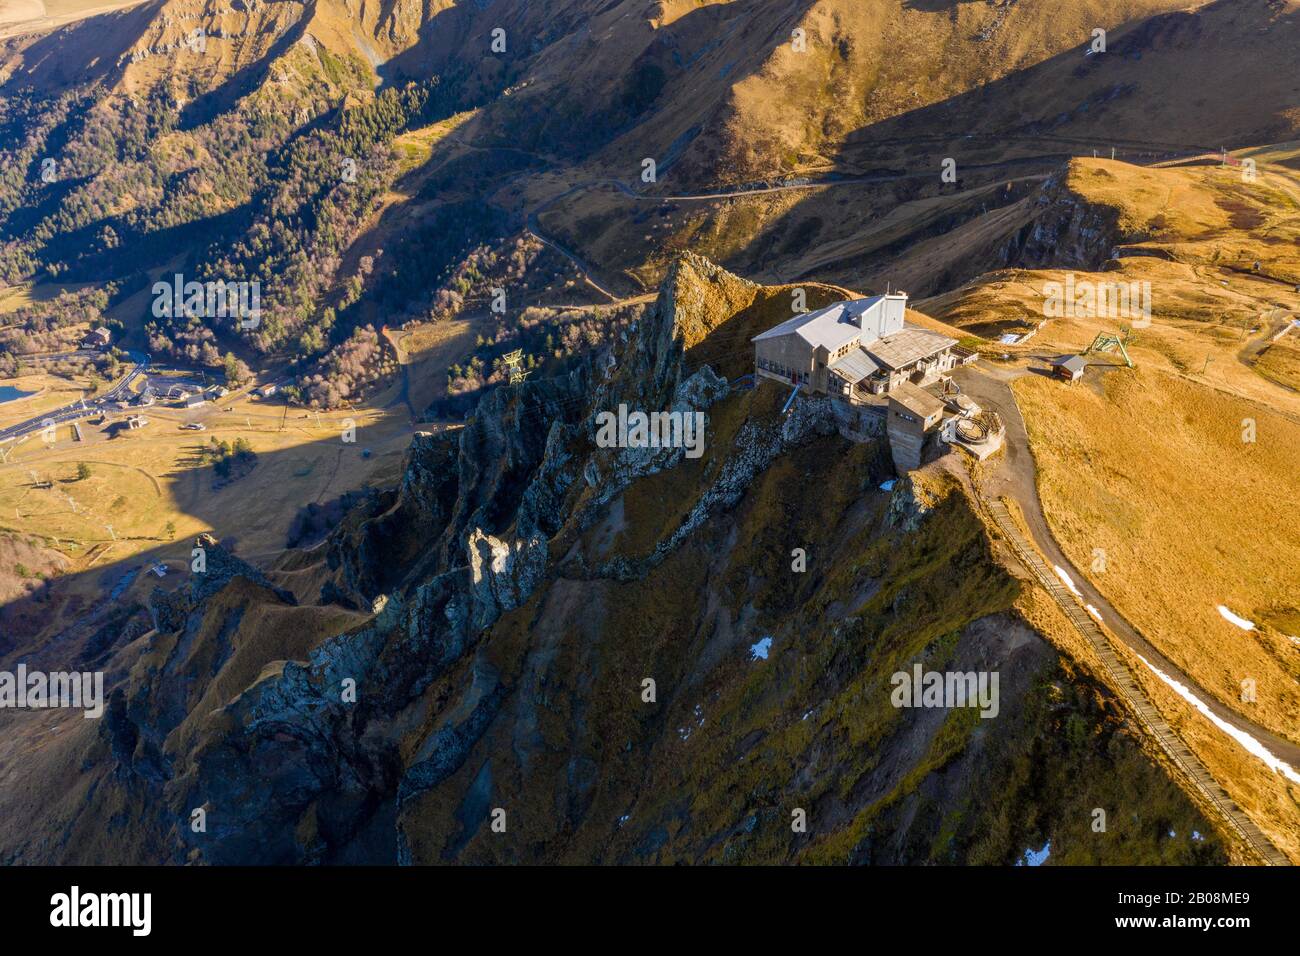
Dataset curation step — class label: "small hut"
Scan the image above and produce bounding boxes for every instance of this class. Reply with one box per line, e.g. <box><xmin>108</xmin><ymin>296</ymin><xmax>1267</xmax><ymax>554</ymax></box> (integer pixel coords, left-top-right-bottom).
<box><xmin>1050</xmin><ymin>355</ymin><xmax>1087</xmax><ymax>383</ymax></box>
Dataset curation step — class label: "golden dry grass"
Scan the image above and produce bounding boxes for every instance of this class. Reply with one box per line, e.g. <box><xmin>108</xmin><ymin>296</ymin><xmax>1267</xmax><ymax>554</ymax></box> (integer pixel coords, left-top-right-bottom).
<box><xmin>391</xmin><ymin>111</ymin><xmax>474</xmax><ymax>174</ymax></box>
<box><xmin>1071</xmin><ymin>159</ymin><xmax>1300</xmax><ymax>282</ymax></box>
<box><xmin>1114</xmin><ymin>635</ymin><xmax>1300</xmax><ymax>864</ymax></box>
<box><xmin>0</xmin><ymin>280</ymin><xmax>96</xmax><ymax>314</ymax></box>
<box><xmin>1240</xmin><ymin>140</ymin><xmax>1300</xmax><ymax>172</ymax></box>
<box><xmin>1013</xmin><ymin>367</ymin><xmax>1300</xmax><ymax>743</ymax></box>
<box><xmin>920</xmin><ymin>152</ymin><xmax>1300</xmax><ymax>856</ymax></box>
<box><xmin>0</xmin><ymin>0</ymin><xmax>44</xmax><ymax>25</ymax></box>
<box><xmin>1067</xmin><ymin>160</ymin><xmax>1232</xmax><ymax>238</ymax></box>
<box><xmin>386</xmin><ymin>316</ymin><xmax>481</xmax><ymax>415</ymax></box>
<box><xmin>0</xmin><ymin>370</ymin><xmax>89</xmax><ymax>429</ymax></box>
<box><xmin>926</xmin><ymin>157</ymin><xmax>1300</xmax><ymax>407</ymax></box>
<box><xmin>963</xmin><ymin>433</ymin><xmax>1300</xmax><ymax>863</ymax></box>
<box><xmin>0</xmin><ymin>386</ymin><xmax>417</xmax><ymax>620</ymax></box>
<box><xmin>1254</xmin><ymin>333</ymin><xmax>1300</xmax><ymax>391</ymax></box>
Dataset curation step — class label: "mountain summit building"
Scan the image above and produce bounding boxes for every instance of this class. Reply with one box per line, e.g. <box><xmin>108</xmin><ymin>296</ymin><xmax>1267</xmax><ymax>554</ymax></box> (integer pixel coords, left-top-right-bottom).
<box><xmin>752</xmin><ymin>293</ymin><xmax>964</xmax><ymax>402</ymax></box>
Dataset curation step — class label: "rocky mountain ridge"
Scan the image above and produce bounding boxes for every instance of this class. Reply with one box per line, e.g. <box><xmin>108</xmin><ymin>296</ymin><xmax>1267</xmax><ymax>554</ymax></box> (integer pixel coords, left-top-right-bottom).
<box><xmin>0</xmin><ymin>254</ymin><xmax>1227</xmax><ymax>865</ymax></box>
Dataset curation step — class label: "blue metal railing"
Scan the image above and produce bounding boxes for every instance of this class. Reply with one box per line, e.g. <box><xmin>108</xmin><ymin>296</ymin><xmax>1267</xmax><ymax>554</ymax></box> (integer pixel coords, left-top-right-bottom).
<box><xmin>781</xmin><ymin>381</ymin><xmax>802</xmax><ymax>415</ymax></box>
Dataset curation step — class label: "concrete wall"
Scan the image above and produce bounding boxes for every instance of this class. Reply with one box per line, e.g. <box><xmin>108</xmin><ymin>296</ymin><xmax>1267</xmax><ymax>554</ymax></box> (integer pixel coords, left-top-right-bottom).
<box><xmin>885</xmin><ymin>398</ymin><xmax>936</xmax><ymax>473</ymax></box>
<box><xmin>755</xmin><ymin>335</ymin><xmax>829</xmax><ymax>391</ymax></box>
<box><xmin>756</xmin><ymin>334</ymin><xmax>809</xmax><ymax>377</ymax></box>
<box><xmin>832</xmin><ymin>402</ymin><xmax>886</xmax><ymax>443</ymax></box>
<box><xmin>860</xmin><ymin>294</ymin><xmax>907</xmax><ymax>341</ymax></box>
<box><xmin>882</xmin><ymin>294</ymin><xmax>907</xmax><ymax>337</ymax></box>
<box><xmin>887</xmin><ymin>426</ymin><xmax>926</xmax><ymax>473</ymax></box>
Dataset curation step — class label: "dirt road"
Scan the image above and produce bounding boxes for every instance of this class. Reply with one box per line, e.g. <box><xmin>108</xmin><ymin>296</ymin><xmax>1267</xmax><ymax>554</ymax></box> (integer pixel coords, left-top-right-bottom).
<box><xmin>953</xmin><ymin>363</ymin><xmax>1300</xmax><ymax>770</ymax></box>
<box><xmin>952</xmin><ymin>363</ymin><xmax>1295</xmax><ymax>864</ymax></box>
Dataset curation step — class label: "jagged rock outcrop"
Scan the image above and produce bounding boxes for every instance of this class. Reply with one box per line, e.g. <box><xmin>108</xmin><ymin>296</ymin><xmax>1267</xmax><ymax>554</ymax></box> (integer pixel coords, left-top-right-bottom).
<box><xmin>467</xmin><ymin>528</ymin><xmax>547</xmax><ymax>626</ymax></box>
<box><xmin>30</xmin><ymin>254</ymin><xmax>1226</xmax><ymax>868</ymax></box>
<box><xmin>1000</xmin><ymin>166</ymin><xmax>1127</xmax><ymax>270</ymax></box>
<box><xmin>95</xmin><ymin>253</ymin><xmax>752</xmax><ymax>863</ymax></box>
<box><xmin>149</xmin><ymin>536</ymin><xmax>295</xmax><ymax>633</ymax></box>
<box><xmin>884</xmin><ymin>475</ymin><xmax>938</xmax><ymax>534</ymax></box>
<box><xmin>326</xmin><ymin>433</ymin><xmax>459</xmax><ymax>606</ymax></box>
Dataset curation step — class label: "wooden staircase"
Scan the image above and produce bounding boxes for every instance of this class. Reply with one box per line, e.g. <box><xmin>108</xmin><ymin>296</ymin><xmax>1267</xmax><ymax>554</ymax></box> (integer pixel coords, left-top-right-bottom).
<box><xmin>983</xmin><ymin>496</ymin><xmax>1290</xmax><ymax>866</ymax></box>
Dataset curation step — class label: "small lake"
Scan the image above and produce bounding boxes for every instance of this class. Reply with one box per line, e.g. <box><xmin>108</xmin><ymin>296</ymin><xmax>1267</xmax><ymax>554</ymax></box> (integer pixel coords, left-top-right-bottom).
<box><xmin>0</xmin><ymin>384</ymin><xmax>36</xmax><ymax>404</ymax></box>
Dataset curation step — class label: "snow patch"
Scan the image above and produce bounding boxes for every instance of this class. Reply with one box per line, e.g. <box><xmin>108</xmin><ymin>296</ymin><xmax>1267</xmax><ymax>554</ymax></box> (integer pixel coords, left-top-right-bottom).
<box><xmin>1216</xmin><ymin>605</ymin><xmax>1255</xmax><ymax>631</ymax></box>
<box><xmin>749</xmin><ymin>637</ymin><xmax>773</xmax><ymax>661</ymax></box>
<box><xmin>1054</xmin><ymin>565</ymin><xmax>1083</xmax><ymax>598</ymax></box>
<box><xmin>1085</xmin><ymin>604</ymin><xmax>1103</xmax><ymax>623</ymax></box>
<box><xmin>1135</xmin><ymin>653</ymin><xmax>1300</xmax><ymax>785</ymax></box>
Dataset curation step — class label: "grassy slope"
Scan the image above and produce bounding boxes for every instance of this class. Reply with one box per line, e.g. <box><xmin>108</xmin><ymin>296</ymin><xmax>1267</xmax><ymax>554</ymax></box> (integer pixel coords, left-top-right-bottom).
<box><xmin>1015</xmin><ymin>369</ymin><xmax>1300</xmax><ymax>740</ymax></box>
<box><xmin>1255</xmin><ymin>333</ymin><xmax>1300</xmax><ymax>390</ymax></box>
<box><xmin>397</xmin><ymin>380</ymin><xmax>1228</xmax><ymax>864</ymax></box>
<box><xmin>519</xmin><ymin>0</ymin><xmax>1300</xmax><ymax>292</ymax></box>
<box><xmin>907</xmin><ymin>154</ymin><xmax>1300</xmax><ymax>853</ymax></box>
<box><xmin>0</xmin><ymin>382</ymin><xmax>414</xmax><ymax>645</ymax></box>
<box><xmin>928</xmin><ymin>157</ymin><xmax>1300</xmax><ymax>742</ymax></box>
<box><xmin>0</xmin><ymin>571</ymin><xmax>369</xmax><ymax>863</ymax></box>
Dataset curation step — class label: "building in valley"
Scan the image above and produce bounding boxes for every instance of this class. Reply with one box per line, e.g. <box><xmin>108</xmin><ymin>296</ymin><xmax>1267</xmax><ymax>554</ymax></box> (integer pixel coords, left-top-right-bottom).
<box><xmin>81</xmin><ymin>327</ymin><xmax>112</xmax><ymax>351</ymax></box>
<box><xmin>751</xmin><ymin>293</ymin><xmax>969</xmax><ymax>402</ymax></box>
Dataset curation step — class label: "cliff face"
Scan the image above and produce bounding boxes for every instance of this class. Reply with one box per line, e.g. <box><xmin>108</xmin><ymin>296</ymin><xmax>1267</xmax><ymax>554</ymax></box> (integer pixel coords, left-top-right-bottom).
<box><xmin>998</xmin><ymin>167</ymin><xmax>1128</xmax><ymax>271</ymax></box>
<box><xmin>9</xmin><ymin>255</ymin><xmax>1226</xmax><ymax>865</ymax></box>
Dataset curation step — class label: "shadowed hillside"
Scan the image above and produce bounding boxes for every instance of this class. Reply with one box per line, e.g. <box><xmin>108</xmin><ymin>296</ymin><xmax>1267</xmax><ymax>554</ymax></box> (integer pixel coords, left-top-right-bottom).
<box><xmin>0</xmin><ymin>0</ymin><xmax>1296</xmax><ymax>871</ymax></box>
<box><xmin>0</xmin><ymin>256</ymin><xmax>1232</xmax><ymax>865</ymax></box>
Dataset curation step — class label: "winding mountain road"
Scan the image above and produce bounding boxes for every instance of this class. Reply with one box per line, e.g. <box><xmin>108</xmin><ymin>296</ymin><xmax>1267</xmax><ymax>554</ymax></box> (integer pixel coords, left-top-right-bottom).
<box><xmin>523</xmin><ymin>143</ymin><xmax>1213</xmax><ymax>305</ymax></box>
<box><xmin>953</xmin><ymin>363</ymin><xmax>1296</xmax><ymax>863</ymax></box>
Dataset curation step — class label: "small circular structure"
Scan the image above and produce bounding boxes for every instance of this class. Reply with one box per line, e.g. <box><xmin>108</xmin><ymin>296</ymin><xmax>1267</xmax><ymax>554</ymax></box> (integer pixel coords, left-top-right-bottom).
<box><xmin>956</xmin><ymin>411</ymin><xmax>1003</xmax><ymax>445</ymax></box>
<box><xmin>955</xmin><ymin>417</ymin><xmax>988</xmax><ymax>443</ymax></box>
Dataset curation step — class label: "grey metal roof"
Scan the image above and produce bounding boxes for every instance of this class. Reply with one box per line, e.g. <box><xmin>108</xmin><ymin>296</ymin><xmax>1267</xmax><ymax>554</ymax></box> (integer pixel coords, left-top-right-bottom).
<box><xmin>829</xmin><ymin>347</ymin><xmax>880</xmax><ymax>383</ymax></box>
<box><xmin>752</xmin><ymin>296</ymin><xmax>886</xmax><ymax>350</ymax></box>
<box><xmin>865</xmin><ymin>327</ymin><xmax>958</xmax><ymax>370</ymax></box>
<box><xmin>1052</xmin><ymin>355</ymin><xmax>1088</xmax><ymax>373</ymax></box>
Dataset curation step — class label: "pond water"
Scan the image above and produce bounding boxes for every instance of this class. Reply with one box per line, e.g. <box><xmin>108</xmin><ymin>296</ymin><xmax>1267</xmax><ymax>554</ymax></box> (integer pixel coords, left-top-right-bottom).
<box><xmin>1017</xmin><ymin>841</ymin><xmax>1051</xmax><ymax>866</ymax></box>
<box><xmin>0</xmin><ymin>384</ymin><xmax>36</xmax><ymax>404</ymax></box>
